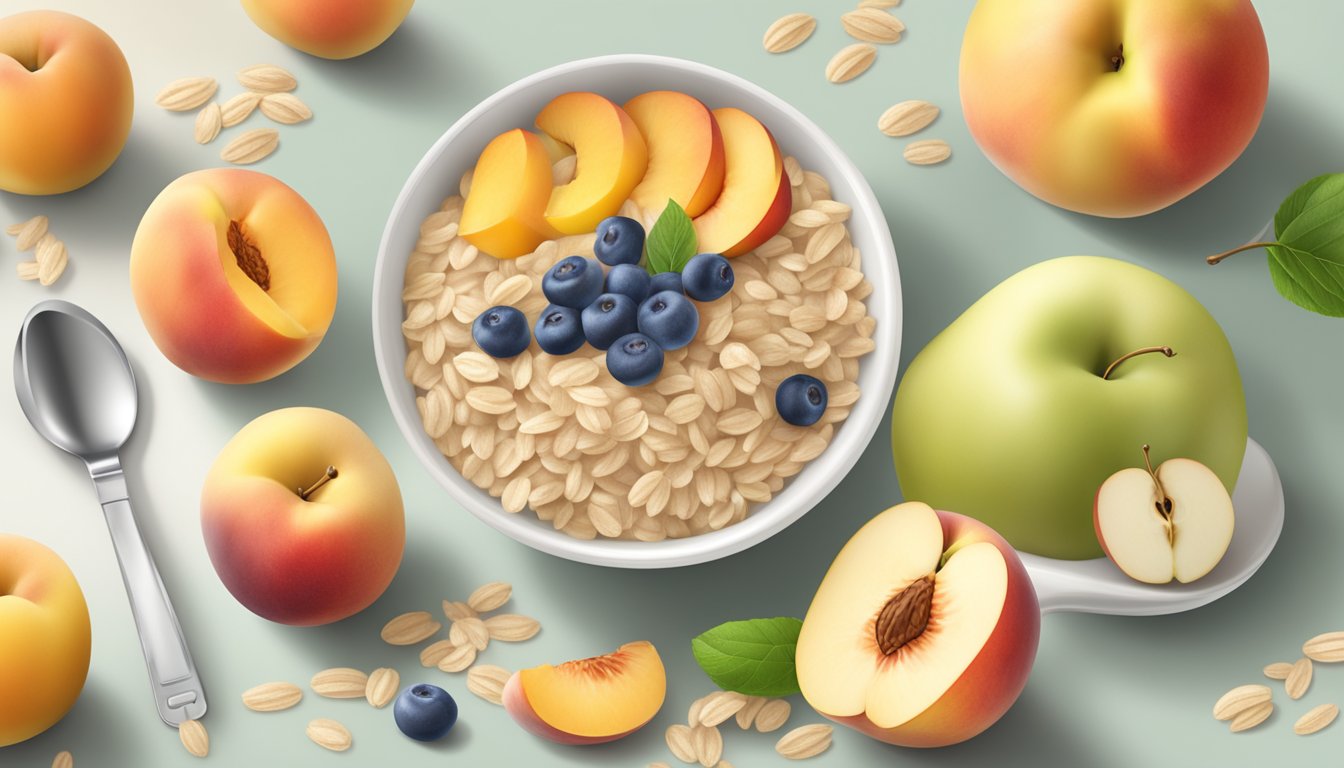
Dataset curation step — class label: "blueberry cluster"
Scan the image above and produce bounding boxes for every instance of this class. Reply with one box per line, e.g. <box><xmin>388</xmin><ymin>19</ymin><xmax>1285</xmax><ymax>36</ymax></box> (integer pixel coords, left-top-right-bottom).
<box><xmin>470</xmin><ymin>216</ymin><xmax>736</xmax><ymax>388</ymax></box>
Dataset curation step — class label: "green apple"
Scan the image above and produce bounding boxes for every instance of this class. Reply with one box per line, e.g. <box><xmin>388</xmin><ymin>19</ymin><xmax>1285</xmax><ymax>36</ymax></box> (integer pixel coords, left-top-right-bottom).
<box><xmin>891</xmin><ymin>256</ymin><xmax>1247</xmax><ymax>560</ymax></box>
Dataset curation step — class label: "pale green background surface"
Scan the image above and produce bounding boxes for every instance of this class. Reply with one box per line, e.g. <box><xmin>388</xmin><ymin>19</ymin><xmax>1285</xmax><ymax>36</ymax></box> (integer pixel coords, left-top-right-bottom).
<box><xmin>1</xmin><ymin>1</ymin><xmax>1341</xmax><ymax>766</ymax></box>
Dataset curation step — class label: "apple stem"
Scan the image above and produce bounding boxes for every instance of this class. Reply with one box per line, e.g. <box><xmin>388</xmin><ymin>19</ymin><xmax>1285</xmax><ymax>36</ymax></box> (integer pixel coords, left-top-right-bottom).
<box><xmin>298</xmin><ymin>466</ymin><xmax>338</xmax><ymax>500</ymax></box>
<box><xmin>1205</xmin><ymin>241</ymin><xmax>1284</xmax><ymax>266</ymax></box>
<box><xmin>1102</xmin><ymin>346</ymin><xmax>1175</xmax><ymax>380</ymax></box>
<box><xmin>1141</xmin><ymin>445</ymin><xmax>1175</xmax><ymax>544</ymax></box>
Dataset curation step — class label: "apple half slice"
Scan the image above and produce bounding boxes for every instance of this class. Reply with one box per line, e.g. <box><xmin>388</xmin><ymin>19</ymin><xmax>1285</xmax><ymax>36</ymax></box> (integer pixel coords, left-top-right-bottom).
<box><xmin>1094</xmin><ymin>446</ymin><xmax>1235</xmax><ymax>584</ymax></box>
<box><xmin>797</xmin><ymin>502</ymin><xmax>1039</xmax><ymax>748</ymax></box>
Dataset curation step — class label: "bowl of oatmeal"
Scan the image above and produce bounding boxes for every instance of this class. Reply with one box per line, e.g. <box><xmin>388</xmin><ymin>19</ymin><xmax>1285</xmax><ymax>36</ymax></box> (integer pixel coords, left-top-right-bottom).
<box><xmin>372</xmin><ymin>55</ymin><xmax>901</xmax><ymax>568</ymax></box>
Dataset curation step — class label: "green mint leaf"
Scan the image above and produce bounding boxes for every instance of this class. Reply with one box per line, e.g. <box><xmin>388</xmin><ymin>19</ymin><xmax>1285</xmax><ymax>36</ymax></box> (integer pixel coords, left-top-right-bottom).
<box><xmin>645</xmin><ymin>199</ymin><xmax>697</xmax><ymax>275</ymax></box>
<box><xmin>691</xmin><ymin>617</ymin><xmax>803</xmax><ymax>697</ymax></box>
<box><xmin>1208</xmin><ymin>173</ymin><xmax>1344</xmax><ymax>317</ymax></box>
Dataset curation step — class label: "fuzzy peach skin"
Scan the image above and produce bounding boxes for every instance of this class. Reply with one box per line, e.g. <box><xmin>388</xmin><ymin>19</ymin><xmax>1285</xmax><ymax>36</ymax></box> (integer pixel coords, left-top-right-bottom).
<box><xmin>503</xmin><ymin>641</ymin><xmax>666</xmax><ymax>745</ymax></box>
<box><xmin>0</xmin><ymin>11</ymin><xmax>132</xmax><ymax>195</ymax></box>
<box><xmin>240</xmin><ymin>0</ymin><xmax>414</xmax><ymax>60</ymax></box>
<box><xmin>0</xmin><ymin>534</ymin><xmax>91</xmax><ymax>747</ymax></box>
<box><xmin>959</xmin><ymin>0</ymin><xmax>1268</xmax><ymax>218</ymax></box>
<box><xmin>130</xmin><ymin>169</ymin><xmax>338</xmax><ymax>384</ymax></box>
<box><xmin>201</xmin><ymin>407</ymin><xmax>405</xmax><ymax>627</ymax></box>
<box><xmin>797</xmin><ymin>504</ymin><xmax>1040</xmax><ymax>748</ymax></box>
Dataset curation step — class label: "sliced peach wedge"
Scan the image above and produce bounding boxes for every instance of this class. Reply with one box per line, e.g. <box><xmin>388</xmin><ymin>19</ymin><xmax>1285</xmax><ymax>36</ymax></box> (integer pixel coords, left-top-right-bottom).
<box><xmin>797</xmin><ymin>502</ymin><xmax>1039</xmax><ymax>748</ymax></box>
<box><xmin>535</xmin><ymin>92</ymin><xmax>648</xmax><ymax>235</ymax></box>
<box><xmin>692</xmin><ymin>107</ymin><xmax>791</xmax><ymax>257</ymax></box>
<box><xmin>459</xmin><ymin>128</ymin><xmax>561</xmax><ymax>259</ymax></box>
<box><xmin>624</xmin><ymin>90</ymin><xmax>726</xmax><ymax>218</ymax></box>
<box><xmin>503</xmin><ymin>640</ymin><xmax>666</xmax><ymax>745</ymax></box>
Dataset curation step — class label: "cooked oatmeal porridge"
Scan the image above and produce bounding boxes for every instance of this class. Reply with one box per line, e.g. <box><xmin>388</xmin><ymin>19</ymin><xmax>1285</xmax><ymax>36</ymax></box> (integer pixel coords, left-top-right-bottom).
<box><xmin>401</xmin><ymin>153</ymin><xmax>876</xmax><ymax>541</ymax></box>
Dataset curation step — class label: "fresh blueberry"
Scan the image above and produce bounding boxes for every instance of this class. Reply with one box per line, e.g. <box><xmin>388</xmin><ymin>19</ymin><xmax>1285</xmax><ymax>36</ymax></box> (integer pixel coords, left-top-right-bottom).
<box><xmin>472</xmin><ymin>305</ymin><xmax>530</xmax><ymax>358</ymax></box>
<box><xmin>776</xmin><ymin>374</ymin><xmax>828</xmax><ymax>427</ymax></box>
<box><xmin>394</xmin><ymin>683</ymin><xmax>458</xmax><ymax>742</ymax></box>
<box><xmin>581</xmin><ymin>293</ymin><xmax>639</xmax><ymax>350</ymax></box>
<box><xmin>605</xmin><ymin>263</ymin><xmax>652</xmax><ymax>303</ymax></box>
<box><xmin>637</xmin><ymin>290</ymin><xmax>699</xmax><ymax>350</ymax></box>
<box><xmin>594</xmin><ymin>216</ymin><xmax>645</xmax><ymax>266</ymax></box>
<box><xmin>606</xmin><ymin>333</ymin><xmax>665</xmax><ymax>386</ymax></box>
<box><xmin>648</xmin><ymin>271</ymin><xmax>684</xmax><ymax>295</ymax></box>
<box><xmin>681</xmin><ymin>253</ymin><xmax>734</xmax><ymax>302</ymax></box>
<box><xmin>534</xmin><ymin>304</ymin><xmax>586</xmax><ymax>355</ymax></box>
<box><xmin>543</xmin><ymin>256</ymin><xmax>605</xmax><ymax>309</ymax></box>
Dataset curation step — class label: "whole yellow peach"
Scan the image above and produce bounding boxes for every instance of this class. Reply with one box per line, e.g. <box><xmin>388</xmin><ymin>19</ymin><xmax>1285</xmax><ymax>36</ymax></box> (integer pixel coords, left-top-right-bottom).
<box><xmin>0</xmin><ymin>11</ymin><xmax>133</xmax><ymax>195</ymax></box>
<box><xmin>130</xmin><ymin>169</ymin><xmax>338</xmax><ymax>384</ymax></box>
<box><xmin>240</xmin><ymin>0</ymin><xmax>414</xmax><ymax>60</ymax></box>
<box><xmin>0</xmin><ymin>534</ymin><xmax>92</xmax><ymax>747</ymax></box>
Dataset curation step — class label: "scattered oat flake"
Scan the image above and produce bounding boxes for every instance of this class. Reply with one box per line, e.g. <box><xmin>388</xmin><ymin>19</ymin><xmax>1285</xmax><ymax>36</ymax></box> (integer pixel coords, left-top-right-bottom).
<box><xmin>178</xmin><ymin>719</ymin><xmax>209</xmax><ymax>758</ymax></box>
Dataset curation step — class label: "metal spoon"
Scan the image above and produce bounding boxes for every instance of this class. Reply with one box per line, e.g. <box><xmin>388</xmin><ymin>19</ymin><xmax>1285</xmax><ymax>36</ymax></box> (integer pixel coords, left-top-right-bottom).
<box><xmin>14</xmin><ymin>300</ymin><xmax>206</xmax><ymax>726</ymax></box>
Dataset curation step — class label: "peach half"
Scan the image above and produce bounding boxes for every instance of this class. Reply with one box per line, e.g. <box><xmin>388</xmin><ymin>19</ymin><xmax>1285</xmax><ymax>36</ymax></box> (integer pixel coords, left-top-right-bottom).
<box><xmin>0</xmin><ymin>10</ymin><xmax>133</xmax><ymax>195</ymax></box>
<box><xmin>693</xmin><ymin>108</ymin><xmax>791</xmax><ymax>257</ymax></box>
<box><xmin>130</xmin><ymin>169</ymin><xmax>338</xmax><ymax>384</ymax></box>
<box><xmin>535</xmin><ymin>91</ymin><xmax>648</xmax><ymax>235</ymax></box>
<box><xmin>240</xmin><ymin>0</ymin><xmax>414</xmax><ymax>60</ymax></box>
<box><xmin>503</xmin><ymin>640</ymin><xmax>666</xmax><ymax>745</ymax></box>
<box><xmin>624</xmin><ymin>90</ymin><xmax>725</xmax><ymax>218</ymax></box>
<box><xmin>460</xmin><ymin>129</ymin><xmax>561</xmax><ymax>259</ymax></box>
<box><xmin>797</xmin><ymin>502</ymin><xmax>1040</xmax><ymax>748</ymax></box>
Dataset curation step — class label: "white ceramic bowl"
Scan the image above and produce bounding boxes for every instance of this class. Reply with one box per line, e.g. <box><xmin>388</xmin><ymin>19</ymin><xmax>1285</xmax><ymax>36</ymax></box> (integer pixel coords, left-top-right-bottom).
<box><xmin>372</xmin><ymin>55</ymin><xmax>902</xmax><ymax>568</ymax></box>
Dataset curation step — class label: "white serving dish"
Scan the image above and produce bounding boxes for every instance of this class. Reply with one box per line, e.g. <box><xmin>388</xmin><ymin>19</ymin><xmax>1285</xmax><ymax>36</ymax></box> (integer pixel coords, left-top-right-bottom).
<box><xmin>372</xmin><ymin>55</ymin><xmax>902</xmax><ymax>568</ymax></box>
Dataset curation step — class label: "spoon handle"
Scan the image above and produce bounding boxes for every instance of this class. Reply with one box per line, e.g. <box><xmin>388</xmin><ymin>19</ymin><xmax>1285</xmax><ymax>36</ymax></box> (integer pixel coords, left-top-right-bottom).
<box><xmin>93</xmin><ymin>465</ymin><xmax>207</xmax><ymax>726</ymax></box>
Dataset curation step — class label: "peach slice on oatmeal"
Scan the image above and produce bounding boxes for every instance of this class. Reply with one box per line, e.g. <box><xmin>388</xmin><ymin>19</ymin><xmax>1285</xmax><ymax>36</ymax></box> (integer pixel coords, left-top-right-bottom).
<box><xmin>535</xmin><ymin>91</ymin><xmax>648</xmax><ymax>235</ymax></box>
<box><xmin>692</xmin><ymin>107</ymin><xmax>791</xmax><ymax>257</ymax></box>
<box><xmin>460</xmin><ymin>128</ymin><xmax>561</xmax><ymax>259</ymax></box>
<box><xmin>623</xmin><ymin>90</ymin><xmax>726</xmax><ymax>218</ymax></box>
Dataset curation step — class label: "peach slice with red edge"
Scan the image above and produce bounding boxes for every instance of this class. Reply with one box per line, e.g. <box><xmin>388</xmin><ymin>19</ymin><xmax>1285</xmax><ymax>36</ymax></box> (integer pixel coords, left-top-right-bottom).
<box><xmin>129</xmin><ymin>168</ymin><xmax>337</xmax><ymax>384</ymax></box>
<box><xmin>692</xmin><ymin>107</ymin><xmax>791</xmax><ymax>257</ymax></box>
<box><xmin>797</xmin><ymin>502</ymin><xmax>1040</xmax><ymax>748</ymax></box>
<box><xmin>502</xmin><ymin>640</ymin><xmax>666</xmax><ymax>744</ymax></box>
<box><xmin>623</xmin><ymin>90</ymin><xmax>726</xmax><ymax>218</ymax></box>
<box><xmin>534</xmin><ymin>91</ymin><xmax>648</xmax><ymax>235</ymax></box>
<box><xmin>460</xmin><ymin>128</ymin><xmax>561</xmax><ymax>259</ymax></box>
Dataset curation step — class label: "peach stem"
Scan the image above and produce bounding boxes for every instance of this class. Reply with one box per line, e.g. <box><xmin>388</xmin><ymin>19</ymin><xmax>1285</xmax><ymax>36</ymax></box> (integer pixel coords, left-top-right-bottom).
<box><xmin>1205</xmin><ymin>241</ymin><xmax>1283</xmax><ymax>265</ymax></box>
<box><xmin>298</xmin><ymin>466</ymin><xmax>338</xmax><ymax>500</ymax></box>
<box><xmin>1102</xmin><ymin>346</ymin><xmax>1175</xmax><ymax>380</ymax></box>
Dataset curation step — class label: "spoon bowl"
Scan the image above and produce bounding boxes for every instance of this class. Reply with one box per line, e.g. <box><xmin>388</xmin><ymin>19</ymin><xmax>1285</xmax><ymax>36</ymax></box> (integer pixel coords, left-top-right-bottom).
<box><xmin>14</xmin><ymin>301</ymin><xmax>137</xmax><ymax>459</ymax></box>
<box><xmin>14</xmin><ymin>300</ymin><xmax>206</xmax><ymax>726</ymax></box>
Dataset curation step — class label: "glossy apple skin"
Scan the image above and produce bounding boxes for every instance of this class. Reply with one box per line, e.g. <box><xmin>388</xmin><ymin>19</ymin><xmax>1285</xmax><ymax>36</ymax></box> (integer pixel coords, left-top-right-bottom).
<box><xmin>960</xmin><ymin>0</ymin><xmax>1268</xmax><ymax>217</ymax></box>
<box><xmin>892</xmin><ymin>256</ymin><xmax>1247</xmax><ymax>559</ymax></box>
<box><xmin>824</xmin><ymin>510</ymin><xmax>1039</xmax><ymax>747</ymax></box>
<box><xmin>130</xmin><ymin>168</ymin><xmax>338</xmax><ymax>384</ymax></box>
<box><xmin>240</xmin><ymin>0</ymin><xmax>414</xmax><ymax>60</ymax></box>
<box><xmin>201</xmin><ymin>407</ymin><xmax>405</xmax><ymax>626</ymax></box>
<box><xmin>0</xmin><ymin>534</ymin><xmax>91</xmax><ymax>747</ymax></box>
<box><xmin>0</xmin><ymin>11</ymin><xmax>133</xmax><ymax>195</ymax></box>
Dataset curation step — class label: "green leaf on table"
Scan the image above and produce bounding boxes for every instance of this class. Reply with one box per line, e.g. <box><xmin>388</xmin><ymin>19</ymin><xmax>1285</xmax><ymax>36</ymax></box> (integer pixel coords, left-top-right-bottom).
<box><xmin>691</xmin><ymin>617</ymin><xmax>803</xmax><ymax>697</ymax></box>
<box><xmin>1214</xmin><ymin>173</ymin><xmax>1344</xmax><ymax>317</ymax></box>
<box><xmin>645</xmin><ymin>199</ymin><xmax>697</xmax><ymax>275</ymax></box>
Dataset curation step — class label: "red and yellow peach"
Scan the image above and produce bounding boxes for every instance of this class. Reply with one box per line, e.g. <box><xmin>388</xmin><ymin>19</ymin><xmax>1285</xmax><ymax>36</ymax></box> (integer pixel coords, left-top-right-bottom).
<box><xmin>201</xmin><ymin>407</ymin><xmax>405</xmax><ymax>627</ymax></box>
<box><xmin>796</xmin><ymin>502</ymin><xmax>1039</xmax><ymax>747</ymax></box>
<box><xmin>959</xmin><ymin>0</ymin><xmax>1269</xmax><ymax>217</ymax></box>
<box><xmin>624</xmin><ymin>90</ymin><xmax>726</xmax><ymax>218</ymax></box>
<box><xmin>459</xmin><ymin>129</ymin><xmax>562</xmax><ymax>259</ymax></box>
<box><xmin>130</xmin><ymin>168</ymin><xmax>338</xmax><ymax>384</ymax></box>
